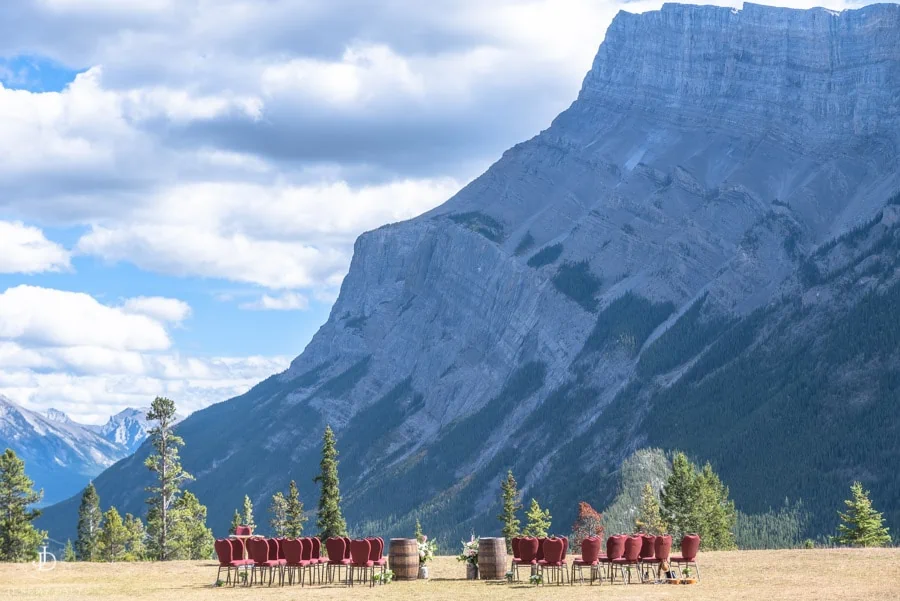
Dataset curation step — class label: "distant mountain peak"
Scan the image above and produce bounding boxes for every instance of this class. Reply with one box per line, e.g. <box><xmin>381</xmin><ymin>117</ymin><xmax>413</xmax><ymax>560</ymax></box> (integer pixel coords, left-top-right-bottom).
<box><xmin>44</xmin><ymin>408</ymin><xmax>72</xmax><ymax>424</ymax></box>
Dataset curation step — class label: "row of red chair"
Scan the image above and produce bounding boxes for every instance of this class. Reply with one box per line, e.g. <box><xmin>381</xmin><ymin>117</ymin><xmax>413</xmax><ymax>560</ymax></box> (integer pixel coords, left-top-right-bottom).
<box><xmin>214</xmin><ymin>535</ymin><xmax>386</xmax><ymax>587</ymax></box>
<box><xmin>510</xmin><ymin>534</ymin><xmax>701</xmax><ymax>585</ymax></box>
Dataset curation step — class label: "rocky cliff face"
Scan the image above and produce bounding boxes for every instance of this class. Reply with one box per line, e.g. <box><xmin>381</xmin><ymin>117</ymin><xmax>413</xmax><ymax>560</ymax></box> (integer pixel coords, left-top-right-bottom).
<box><xmin>39</xmin><ymin>3</ymin><xmax>900</xmax><ymax>542</ymax></box>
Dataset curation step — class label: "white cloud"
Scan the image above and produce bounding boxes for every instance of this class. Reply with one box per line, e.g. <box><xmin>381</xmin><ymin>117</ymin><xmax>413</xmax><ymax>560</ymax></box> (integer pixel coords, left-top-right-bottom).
<box><xmin>0</xmin><ymin>221</ymin><xmax>71</xmax><ymax>273</ymax></box>
<box><xmin>240</xmin><ymin>292</ymin><xmax>309</xmax><ymax>311</ymax></box>
<box><xmin>122</xmin><ymin>296</ymin><xmax>192</xmax><ymax>323</ymax></box>
<box><xmin>0</xmin><ymin>285</ymin><xmax>170</xmax><ymax>351</ymax></box>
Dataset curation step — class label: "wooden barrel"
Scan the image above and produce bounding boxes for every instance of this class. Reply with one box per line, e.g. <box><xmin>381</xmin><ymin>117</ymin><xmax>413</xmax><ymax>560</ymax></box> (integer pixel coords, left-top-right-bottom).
<box><xmin>478</xmin><ymin>537</ymin><xmax>507</xmax><ymax>580</ymax></box>
<box><xmin>389</xmin><ymin>538</ymin><xmax>419</xmax><ymax>581</ymax></box>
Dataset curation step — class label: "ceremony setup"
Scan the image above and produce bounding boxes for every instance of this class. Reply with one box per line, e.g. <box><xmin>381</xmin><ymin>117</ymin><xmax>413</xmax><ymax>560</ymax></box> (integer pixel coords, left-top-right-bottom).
<box><xmin>212</xmin><ymin>530</ymin><xmax>701</xmax><ymax>589</ymax></box>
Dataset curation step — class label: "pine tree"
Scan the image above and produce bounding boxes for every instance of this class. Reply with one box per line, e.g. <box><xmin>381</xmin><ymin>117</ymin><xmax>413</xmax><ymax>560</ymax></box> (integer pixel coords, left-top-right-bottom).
<box><xmin>269</xmin><ymin>491</ymin><xmax>288</xmax><ymax>537</ymax></box>
<box><xmin>313</xmin><ymin>425</ymin><xmax>347</xmax><ymax>539</ymax></box>
<box><xmin>123</xmin><ymin>514</ymin><xmax>146</xmax><ymax>561</ymax></box>
<box><xmin>414</xmin><ymin>518</ymin><xmax>424</xmax><ymax>543</ymax></box>
<box><xmin>63</xmin><ymin>539</ymin><xmax>76</xmax><ymax>562</ymax></box>
<box><xmin>169</xmin><ymin>491</ymin><xmax>215</xmax><ymax>560</ymax></box>
<box><xmin>241</xmin><ymin>495</ymin><xmax>256</xmax><ymax>531</ymax></box>
<box><xmin>285</xmin><ymin>480</ymin><xmax>307</xmax><ymax>537</ymax></box>
<box><xmin>97</xmin><ymin>507</ymin><xmax>129</xmax><ymax>562</ymax></box>
<box><xmin>660</xmin><ymin>452</ymin><xmax>700</xmax><ymax>539</ymax></box>
<box><xmin>696</xmin><ymin>462</ymin><xmax>737</xmax><ymax>550</ymax></box>
<box><xmin>230</xmin><ymin>509</ymin><xmax>241</xmax><ymax>535</ymax></box>
<box><xmin>571</xmin><ymin>501</ymin><xmax>604</xmax><ymax>551</ymax></box>
<box><xmin>497</xmin><ymin>470</ymin><xmax>522</xmax><ymax>550</ymax></box>
<box><xmin>635</xmin><ymin>483</ymin><xmax>668</xmax><ymax>535</ymax></box>
<box><xmin>0</xmin><ymin>448</ymin><xmax>45</xmax><ymax>561</ymax></box>
<box><xmin>523</xmin><ymin>498</ymin><xmax>552</xmax><ymax>538</ymax></box>
<box><xmin>144</xmin><ymin>397</ymin><xmax>193</xmax><ymax>560</ymax></box>
<box><xmin>835</xmin><ymin>481</ymin><xmax>891</xmax><ymax>547</ymax></box>
<box><xmin>76</xmin><ymin>482</ymin><xmax>102</xmax><ymax>561</ymax></box>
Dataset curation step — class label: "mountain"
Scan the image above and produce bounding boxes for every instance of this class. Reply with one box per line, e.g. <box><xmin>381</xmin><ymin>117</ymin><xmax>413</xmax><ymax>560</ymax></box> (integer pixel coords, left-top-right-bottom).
<box><xmin>38</xmin><ymin>3</ymin><xmax>900</xmax><ymax>544</ymax></box>
<box><xmin>87</xmin><ymin>407</ymin><xmax>164</xmax><ymax>454</ymax></box>
<box><xmin>0</xmin><ymin>396</ymin><xmax>129</xmax><ymax>505</ymax></box>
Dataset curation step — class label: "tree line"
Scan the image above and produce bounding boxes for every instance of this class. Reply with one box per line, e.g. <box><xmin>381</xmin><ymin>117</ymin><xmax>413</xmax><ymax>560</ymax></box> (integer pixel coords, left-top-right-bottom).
<box><xmin>0</xmin><ymin>409</ymin><xmax>890</xmax><ymax>561</ymax></box>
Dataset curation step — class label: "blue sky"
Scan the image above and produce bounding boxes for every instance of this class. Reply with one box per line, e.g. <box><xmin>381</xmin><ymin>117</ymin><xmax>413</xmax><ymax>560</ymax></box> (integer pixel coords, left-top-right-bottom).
<box><xmin>0</xmin><ymin>0</ymin><xmax>864</xmax><ymax>423</ymax></box>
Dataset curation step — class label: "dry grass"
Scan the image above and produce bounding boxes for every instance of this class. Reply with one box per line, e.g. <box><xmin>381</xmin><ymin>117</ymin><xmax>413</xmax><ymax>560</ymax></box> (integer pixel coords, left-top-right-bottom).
<box><xmin>3</xmin><ymin>549</ymin><xmax>899</xmax><ymax>601</ymax></box>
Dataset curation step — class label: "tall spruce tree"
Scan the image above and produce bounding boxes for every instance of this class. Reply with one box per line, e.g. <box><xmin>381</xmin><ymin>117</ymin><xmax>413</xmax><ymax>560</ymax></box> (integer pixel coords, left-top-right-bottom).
<box><xmin>835</xmin><ymin>481</ymin><xmax>891</xmax><ymax>547</ymax></box>
<box><xmin>523</xmin><ymin>498</ymin><xmax>552</xmax><ymax>538</ymax></box>
<box><xmin>696</xmin><ymin>462</ymin><xmax>737</xmax><ymax>550</ymax></box>
<box><xmin>241</xmin><ymin>495</ymin><xmax>256</xmax><ymax>531</ymax></box>
<box><xmin>63</xmin><ymin>539</ymin><xmax>76</xmax><ymax>562</ymax></box>
<box><xmin>0</xmin><ymin>448</ymin><xmax>45</xmax><ymax>561</ymax></box>
<box><xmin>285</xmin><ymin>480</ymin><xmax>307</xmax><ymax>537</ymax></box>
<box><xmin>497</xmin><ymin>470</ymin><xmax>522</xmax><ymax>551</ymax></box>
<box><xmin>144</xmin><ymin>396</ymin><xmax>193</xmax><ymax>560</ymax></box>
<box><xmin>660</xmin><ymin>452</ymin><xmax>700</xmax><ymax>539</ymax></box>
<box><xmin>97</xmin><ymin>507</ymin><xmax>129</xmax><ymax>562</ymax></box>
<box><xmin>76</xmin><ymin>482</ymin><xmax>102</xmax><ymax>561</ymax></box>
<box><xmin>313</xmin><ymin>425</ymin><xmax>347</xmax><ymax>539</ymax></box>
<box><xmin>635</xmin><ymin>483</ymin><xmax>668</xmax><ymax>535</ymax></box>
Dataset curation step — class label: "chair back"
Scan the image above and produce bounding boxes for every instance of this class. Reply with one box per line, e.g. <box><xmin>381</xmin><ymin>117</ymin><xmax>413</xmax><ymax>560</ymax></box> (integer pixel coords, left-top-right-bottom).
<box><xmin>247</xmin><ymin>537</ymin><xmax>269</xmax><ymax>564</ymax></box>
<box><xmin>511</xmin><ymin>537</ymin><xmax>520</xmax><ymax>559</ymax></box>
<box><xmin>276</xmin><ymin>537</ymin><xmax>287</xmax><ymax>560</ymax></box>
<box><xmin>536</xmin><ymin>537</ymin><xmax>547</xmax><ymax>561</ymax></box>
<box><xmin>214</xmin><ymin>539</ymin><xmax>232</xmax><ymax>566</ymax></box>
<box><xmin>235</xmin><ymin>525</ymin><xmax>252</xmax><ymax>536</ymax></box>
<box><xmin>655</xmin><ymin>535</ymin><xmax>672</xmax><ymax>561</ymax></box>
<box><xmin>640</xmin><ymin>535</ymin><xmax>656</xmax><ymax>559</ymax></box>
<box><xmin>326</xmin><ymin>537</ymin><xmax>346</xmax><ymax>563</ymax></box>
<box><xmin>300</xmin><ymin>537</ymin><xmax>312</xmax><ymax>561</ymax></box>
<box><xmin>519</xmin><ymin>537</ymin><xmax>539</xmax><ymax>563</ymax></box>
<box><xmin>542</xmin><ymin>537</ymin><xmax>565</xmax><ymax>564</ymax></box>
<box><xmin>229</xmin><ymin>538</ymin><xmax>245</xmax><ymax>562</ymax></box>
<box><xmin>560</xmin><ymin>536</ymin><xmax>568</xmax><ymax>560</ymax></box>
<box><xmin>311</xmin><ymin>537</ymin><xmax>321</xmax><ymax>560</ymax></box>
<box><xmin>343</xmin><ymin>536</ymin><xmax>352</xmax><ymax>559</ymax></box>
<box><xmin>606</xmin><ymin>535</ymin><xmax>626</xmax><ymax>560</ymax></box>
<box><xmin>283</xmin><ymin>538</ymin><xmax>303</xmax><ymax>565</ymax></box>
<box><xmin>267</xmin><ymin>538</ymin><xmax>279</xmax><ymax>562</ymax></box>
<box><xmin>624</xmin><ymin>536</ymin><xmax>642</xmax><ymax>561</ymax></box>
<box><xmin>349</xmin><ymin>539</ymin><xmax>371</xmax><ymax>566</ymax></box>
<box><xmin>681</xmin><ymin>534</ymin><xmax>700</xmax><ymax>561</ymax></box>
<box><xmin>367</xmin><ymin>537</ymin><xmax>384</xmax><ymax>561</ymax></box>
<box><xmin>580</xmin><ymin>536</ymin><xmax>601</xmax><ymax>563</ymax></box>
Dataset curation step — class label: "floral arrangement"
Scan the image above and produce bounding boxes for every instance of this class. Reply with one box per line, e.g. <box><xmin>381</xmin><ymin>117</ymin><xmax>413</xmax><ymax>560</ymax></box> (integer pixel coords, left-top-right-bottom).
<box><xmin>505</xmin><ymin>570</ymin><xmax>514</xmax><ymax>583</ymax></box>
<box><xmin>418</xmin><ymin>537</ymin><xmax>437</xmax><ymax>564</ymax></box>
<box><xmin>374</xmin><ymin>570</ymin><xmax>394</xmax><ymax>584</ymax></box>
<box><xmin>456</xmin><ymin>535</ymin><xmax>479</xmax><ymax>565</ymax></box>
<box><xmin>529</xmin><ymin>573</ymin><xmax>543</xmax><ymax>586</ymax></box>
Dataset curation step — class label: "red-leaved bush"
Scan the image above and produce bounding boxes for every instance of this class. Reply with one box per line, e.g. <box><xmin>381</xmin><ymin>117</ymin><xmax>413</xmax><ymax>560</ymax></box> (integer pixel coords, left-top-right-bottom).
<box><xmin>571</xmin><ymin>501</ymin><xmax>605</xmax><ymax>551</ymax></box>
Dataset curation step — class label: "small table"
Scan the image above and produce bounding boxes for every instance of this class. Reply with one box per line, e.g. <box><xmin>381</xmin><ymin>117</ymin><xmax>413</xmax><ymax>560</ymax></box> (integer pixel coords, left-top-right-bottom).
<box><xmin>230</xmin><ymin>534</ymin><xmax>253</xmax><ymax>560</ymax></box>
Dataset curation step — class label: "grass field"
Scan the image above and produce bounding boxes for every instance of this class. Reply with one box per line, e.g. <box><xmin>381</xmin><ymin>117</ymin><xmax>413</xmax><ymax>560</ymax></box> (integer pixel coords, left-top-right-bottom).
<box><xmin>3</xmin><ymin>549</ymin><xmax>899</xmax><ymax>601</ymax></box>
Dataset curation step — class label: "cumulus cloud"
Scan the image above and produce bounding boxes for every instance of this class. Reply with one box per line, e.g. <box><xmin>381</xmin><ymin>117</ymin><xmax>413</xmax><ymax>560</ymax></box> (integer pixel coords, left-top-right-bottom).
<box><xmin>0</xmin><ymin>220</ymin><xmax>71</xmax><ymax>273</ymax></box>
<box><xmin>0</xmin><ymin>285</ymin><xmax>171</xmax><ymax>351</ymax></box>
<box><xmin>122</xmin><ymin>296</ymin><xmax>192</xmax><ymax>323</ymax></box>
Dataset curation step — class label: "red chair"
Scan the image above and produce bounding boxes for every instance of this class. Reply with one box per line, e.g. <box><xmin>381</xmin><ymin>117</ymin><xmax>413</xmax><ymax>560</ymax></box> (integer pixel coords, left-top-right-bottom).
<box><xmin>571</xmin><ymin>536</ymin><xmax>601</xmax><ymax>585</ymax></box>
<box><xmin>535</xmin><ymin>537</ymin><xmax>547</xmax><ymax>562</ymax></box>
<box><xmin>611</xmin><ymin>535</ymin><xmax>643</xmax><ymax>584</ymax></box>
<box><xmin>638</xmin><ymin>534</ymin><xmax>656</xmax><ymax>580</ymax></box>
<box><xmin>267</xmin><ymin>537</ymin><xmax>287</xmax><ymax>585</ymax></box>
<box><xmin>247</xmin><ymin>537</ymin><xmax>281</xmax><ymax>586</ymax></box>
<box><xmin>598</xmin><ymin>535</ymin><xmax>625</xmax><ymax>583</ymax></box>
<box><xmin>348</xmin><ymin>539</ymin><xmax>375</xmax><ymax>587</ymax></box>
<box><xmin>235</xmin><ymin>525</ymin><xmax>252</xmax><ymax>536</ymax></box>
<box><xmin>326</xmin><ymin>536</ymin><xmax>350</xmax><ymax>583</ymax></box>
<box><xmin>282</xmin><ymin>539</ymin><xmax>306</xmax><ymax>586</ymax></box>
<box><xmin>512</xmin><ymin>536</ymin><xmax>539</xmax><ymax>581</ymax></box>
<box><xmin>343</xmin><ymin>536</ymin><xmax>352</xmax><ymax>560</ymax></box>
<box><xmin>367</xmin><ymin>537</ymin><xmax>387</xmax><ymax>579</ymax></box>
<box><xmin>214</xmin><ymin>539</ymin><xmax>253</xmax><ymax>586</ymax></box>
<box><xmin>538</xmin><ymin>537</ymin><xmax>569</xmax><ymax>585</ymax></box>
<box><xmin>511</xmin><ymin>537</ymin><xmax>520</xmax><ymax>562</ymax></box>
<box><xmin>671</xmin><ymin>534</ymin><xmax>701</xmax><ymax>581</ymax></box>
<box><xmin>310</xmin><ymin>537</ymin><xmax>323</xmax><ymax>582</ymax></box>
